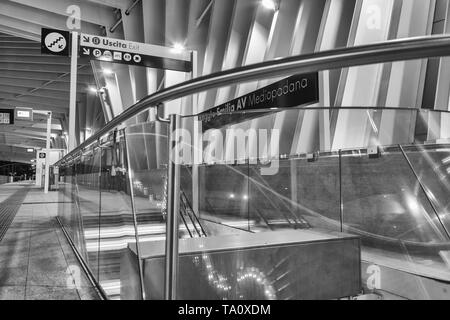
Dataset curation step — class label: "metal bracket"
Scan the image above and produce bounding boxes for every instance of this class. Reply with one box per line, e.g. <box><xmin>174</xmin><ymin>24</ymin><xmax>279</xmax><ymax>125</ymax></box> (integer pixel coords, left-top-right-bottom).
<box><xmin>156</xmin><ymin>104</ymin><xmax>170</xmax><ymax>123</ymax></box>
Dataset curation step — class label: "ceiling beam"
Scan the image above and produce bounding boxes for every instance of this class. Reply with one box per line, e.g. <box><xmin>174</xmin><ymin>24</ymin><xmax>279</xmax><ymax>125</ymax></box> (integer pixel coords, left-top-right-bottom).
<box><xmin>0</xmin><ymin>142</ymin><xmax>43</xmax><ymax>150</ymax></box>
<box><xmin>0</xmin><ymin>153</ymin><xmax>34</xmax><ymax>164</ymax></box>
<box><xmin>0</xmin><ymin>77</ymin><xmax>88</xmax><ymax>93</ymax></box>
<box><xmin>0</xmin><ymin>70</ymin><xmax>94</xmax><ymax>83</ymax></box>
<box><xmin>0</xmin><ymin>92</ymin><xmax>70</xmax><ymax>105</ymax></box>
<box><xmin>0</xmin><ymin>15</ymin><xmax>39</xmax><ymax>41</ymax></box>
<box><xmin>87</xmin><ymin>0</ymin><xmax>132</xmax><ymax>9</ymax></box>
<box><xmin>0</xmin><ymin>25</ymin><xmax>39</xmax><ymax>41</ymax></box>
<box><xmin>0</xmin><ymin>48</ymin><xmax>41</xmax><ymax>55</ymax></box>
<box><xmin>0</xmin><ymin>63</ymin><xmax>91</xmax><ymax>74</ymax></box>
<box><xmin>0</xmin><ymin>34</ymin><xmax>19</xmax><ymax>38</ymax></box>
<box><xmin>1</xmin><ymin>131</ymin><xmax>48</xmax><ymax>140</ymax></box>
<box><xmin>0</xmin><ymin>144</ymin><xmax>40</xmax><ymax>154</ymax></box>
<box><xmin>8</xmin><ymin>0</ymin><xmax>117</xmax><ymax>27</ymax></box>
<box><xmin>0</xmin><ymin>2</ymin><xmax>103</xmax><ymax>36</ymax></box>
<box><xmin>0</xmin><ymin>55</ymin><xmax>72</xmax><ymax>65</ymax></box>
<box><xmin>0</xmin><ymin>105</ymin><xmax>66</xmax><ymax>117</ymax></box>
<box><xmin>0</xmin><ymin>86</ymin><xmax>80</xmax><ymax>100</ymax></box>
<box><xmin>0</xmin><ymin>100</ymin><xmax>67</xmax><ymax>113</ymax></box>
<box><xmin>0</xmin><ymin>62</ymin><xmax>92</xmax><ymax>75</ymax></box>
<box><xmin>0</xmin><ymin>127</ymin><xmax>61</xmax><ymax>136</ymax></box>
<box><xmin>0</xmin><ymin>149</ymin><xmax>35</xmax><ymax>158</ymax></box>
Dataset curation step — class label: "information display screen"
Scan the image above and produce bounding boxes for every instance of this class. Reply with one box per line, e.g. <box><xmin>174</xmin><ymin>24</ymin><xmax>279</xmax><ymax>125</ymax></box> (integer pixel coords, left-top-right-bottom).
<box><xmin>0</xmin><ymin>109</ymin><xmax>14</xmax><ymax>124</ymax></box>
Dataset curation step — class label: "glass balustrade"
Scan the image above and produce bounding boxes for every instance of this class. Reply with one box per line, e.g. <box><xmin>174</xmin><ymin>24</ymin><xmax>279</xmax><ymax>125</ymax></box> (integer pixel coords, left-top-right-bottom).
<box><xmin>55</xmin><ymin>57</ymin><xmax>450</xmax><ymax>300</ymax></box>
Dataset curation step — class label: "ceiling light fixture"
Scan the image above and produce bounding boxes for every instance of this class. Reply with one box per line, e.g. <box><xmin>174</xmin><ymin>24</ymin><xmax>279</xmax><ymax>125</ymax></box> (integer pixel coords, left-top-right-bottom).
<box><xmin>171</xmin><ymin>43</ymin><xmax>185</xmax><ymax>54</ymax></box>
<box><xmin>102</xmin><ymin>68</ymin><xmax>114</xmax><ymax>75</ymax></box>
<box><xmin>262</xmin><ymin>0</ymin><xmax>278</xmax><ymax>11</ymax></box>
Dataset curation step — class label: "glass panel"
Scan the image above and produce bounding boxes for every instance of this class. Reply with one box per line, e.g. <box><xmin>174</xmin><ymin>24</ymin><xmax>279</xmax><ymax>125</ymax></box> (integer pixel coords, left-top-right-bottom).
<box><xmin>405</xmin><ymin>142</ymin><xmax>450</xmax><ymax>293</ymax></box>
<box><xmin>76</xmin><ymin>146</ymin><xmax>101</xmax><ymax>279</ymax></box>
<box><xmin>126</xmin><ymin>121</ymin><xmax>169</xmax><ymax>241</ymax></box>
<box><xmin>171</xmin><ymin>111</ymin><xmax>360</xmax><ymax>300</ymax></box>
<box><xmin>248</xmin><ymin>156</ymin><xmax>340</xmax><ymax>233</ymax></box>
<box><xmin>58</xmin><ymin>157</ymin><xmax>85</xmax><ymax>255</ymax></box>
<box><xmin>415</xmin><ymin>110</ymin><xmax>450</xmax><ymax>143</ymax></box>
<box><xmin>402</xmin><ymin>143</ymin><xmax>450</xmax><ymax>242</ymax></box>
<box><xmin>57</xmin><ymin>161</ymin><xmax>74</xmax><ymax>240</ymax></box>
<box><xmin>124</xmin><ymin>120</ymin><xmax>170</xmax><ymax>299</ymax></box>
<box><xmin>98</xmin><ymin>130</ymin><xmax>135</xmax><ymax>299</ymax></box>
<box><xmin>198</xmin><ymin>164</ymin><xmax>250</xmax><ymax>233</ymax></box>
<box><xmin>55</xmin><ymin>55</ymin><xmax>450</xmax><ymax>300</ymax></box>
<box><xmin>341</xmin><ymin>146</ymin><xmax>450</xmax><ymax>289</ymax></box>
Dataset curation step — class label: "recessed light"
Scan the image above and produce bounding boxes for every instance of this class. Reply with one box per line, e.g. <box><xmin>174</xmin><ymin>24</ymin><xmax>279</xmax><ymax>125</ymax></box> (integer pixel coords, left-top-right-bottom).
<box><xmin>102</xmin><ymin>68</ymin><xmax>114</xmax><ymax>75</ymax></box>
<box><xmin>88</xmin><ymin>86</ymin><xmax>98</xmax><ymax>93</ymax></box>
<box><xmin>262</xmin><ymin>0</ymin><xmax>278</xmax><ymax>11</ymax></box>
<box><xmin>171</xmin><ymin>43</ymin><xmax>185</xmax><ymax>54</ymax></box>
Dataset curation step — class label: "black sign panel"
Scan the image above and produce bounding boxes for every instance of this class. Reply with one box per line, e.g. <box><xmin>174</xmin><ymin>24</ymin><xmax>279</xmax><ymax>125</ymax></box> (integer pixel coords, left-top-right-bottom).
<box><xmin>198</xmin><ymin>73</ymin><xmax>319</xmax><ymax>130</ymax></box>
<box><xmin>79</xmin><ymin>46</ymin><xmax>192</xmax><ymax>72</ymax></box>
<box><xmin>41</xmin><ymin>28</ymin><xmax>71</xmax><ymax>56</ymax></box>
<box><xmin>39</xmin><ymin>153</ymin><xmax>46</xmax><ymax>159</ymax></box>
<box><xmin>0</xmin><ymin>109</ymin><xmax>14</xmax><ymax>125</ymax></box>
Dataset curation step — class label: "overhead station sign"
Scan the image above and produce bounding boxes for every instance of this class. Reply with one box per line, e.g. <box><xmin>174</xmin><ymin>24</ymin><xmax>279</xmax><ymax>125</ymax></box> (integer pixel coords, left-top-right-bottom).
<box><xmin>79</xmin><ymin>34</ymin><xmax>192</xmax><ymax>72</ymax></box>
<box><xmin>198</xmin><ymin>73</ymin><xmax>319</xmax><ymax>130</ymax></box>
<box><xmin>0</xmin><ymin>109</ymin><xmax>14</xmax><ymax>125</ymax></box>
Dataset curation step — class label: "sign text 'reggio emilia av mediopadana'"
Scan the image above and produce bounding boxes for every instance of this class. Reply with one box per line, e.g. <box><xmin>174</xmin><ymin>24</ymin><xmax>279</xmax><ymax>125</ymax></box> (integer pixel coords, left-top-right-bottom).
<box><xmin>199</xmin><ymin>72</ymin><xmax>319</xmax><ymax>130</ymax></box>
<box><xmin>79</xmin><ymin>34</ymin><xmax>192</xmax><ymax>72</ymax></box>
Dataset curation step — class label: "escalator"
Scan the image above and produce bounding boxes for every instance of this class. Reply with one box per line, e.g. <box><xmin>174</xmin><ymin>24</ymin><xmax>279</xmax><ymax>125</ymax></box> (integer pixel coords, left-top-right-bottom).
<box><xmin>179</xmin><ymin>190</ymin><xmax>207</xmax><ymax>238</ymax></box>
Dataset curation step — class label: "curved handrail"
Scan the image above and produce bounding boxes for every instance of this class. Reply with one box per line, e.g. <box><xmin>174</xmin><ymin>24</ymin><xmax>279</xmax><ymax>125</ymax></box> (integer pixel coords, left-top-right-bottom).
<box><xmin>59</xmin><ymin>35</ymin><xmax>450</xmax><ymax>163</ymax></box>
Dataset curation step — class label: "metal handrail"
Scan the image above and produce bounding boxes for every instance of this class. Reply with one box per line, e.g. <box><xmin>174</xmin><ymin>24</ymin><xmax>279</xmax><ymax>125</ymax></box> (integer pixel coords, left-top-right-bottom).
<box><xmin>56</xmin><ymin>35</ymin><xmax>450</xmax><ymax>164</ymax></box>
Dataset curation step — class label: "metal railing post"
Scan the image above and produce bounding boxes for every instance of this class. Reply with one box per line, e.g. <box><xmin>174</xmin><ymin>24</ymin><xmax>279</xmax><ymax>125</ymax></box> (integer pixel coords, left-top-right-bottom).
<box><xmin>165</xmin><ymin>114</ymin><xmax>181</xmax><ymax>300</ymax></box>
<box><xmin>339</xmin><ymin>149</ymin><xmax>343</xmax><ymax>232</ymax></box>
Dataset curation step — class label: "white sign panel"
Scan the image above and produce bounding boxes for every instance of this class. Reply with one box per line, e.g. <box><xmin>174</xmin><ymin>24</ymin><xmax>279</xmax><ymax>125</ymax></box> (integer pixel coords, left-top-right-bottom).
<box><xmin>79</xmin><ymin>34</ymin><xmax>192</xmax><ymax>72</ymax></box>
<box><xmin>15</xmin><ymin>107</ymin><xmax>33</xmax><ymax>121</ymax></box>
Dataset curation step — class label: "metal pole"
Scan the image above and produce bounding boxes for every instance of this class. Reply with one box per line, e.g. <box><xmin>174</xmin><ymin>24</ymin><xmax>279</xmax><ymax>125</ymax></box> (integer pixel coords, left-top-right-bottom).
<box><xmin>338</xmin><ymin>149</ymin><xmax>343</xmax><ymax>232</ymax></box>
<box><xmin>44</xmin><ymin>112</ymin><xmax>52</xmax><ymax>193</ymax></box>
<box><xmin>164</xmin><ymin>114</ymin><xmax>181</xmax><ymax>300</ymax></box>
<box><xmin>69</xmin><ymin>32</ymin><xmax>79</xmax><ymax>152</ymax></box>
<box><xmin>191</xmin><ymin>50</ymin><xmax>200</xmax><ymax>214</ymax></box>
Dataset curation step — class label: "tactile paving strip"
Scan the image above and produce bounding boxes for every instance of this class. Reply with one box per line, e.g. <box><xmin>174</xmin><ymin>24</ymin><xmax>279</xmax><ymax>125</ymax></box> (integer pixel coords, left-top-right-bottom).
<box><xmin>0</xmin><ymin>186</ymin><xmax>30</xmax><ymax>242</ymax></box>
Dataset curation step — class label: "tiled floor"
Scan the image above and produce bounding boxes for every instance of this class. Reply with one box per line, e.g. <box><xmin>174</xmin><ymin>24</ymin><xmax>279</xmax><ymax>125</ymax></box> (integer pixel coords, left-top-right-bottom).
<box><xmin>0</xmin><ymin>182</ymin><xmax>100</xmax><ymax>300</ymax></box>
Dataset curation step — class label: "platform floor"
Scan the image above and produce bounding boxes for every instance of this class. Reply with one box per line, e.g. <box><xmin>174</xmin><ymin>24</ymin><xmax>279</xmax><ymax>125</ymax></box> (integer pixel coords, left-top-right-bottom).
<box><xmin>0</xmin><ymin>182</ymin><xmax>99</xmax><ymax>300</ymax></box>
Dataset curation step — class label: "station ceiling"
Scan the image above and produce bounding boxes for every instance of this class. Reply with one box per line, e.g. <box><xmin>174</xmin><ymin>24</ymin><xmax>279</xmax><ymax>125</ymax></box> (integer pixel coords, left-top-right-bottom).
<box><xmin>0</xmin><ymin>0</ymin><xmax>325</xmax><ymax>164</ymax></box>
<box><xmin>0</xmin><ymin>0</ymin><xmax>115</xmax><ymax>163</ymax></box>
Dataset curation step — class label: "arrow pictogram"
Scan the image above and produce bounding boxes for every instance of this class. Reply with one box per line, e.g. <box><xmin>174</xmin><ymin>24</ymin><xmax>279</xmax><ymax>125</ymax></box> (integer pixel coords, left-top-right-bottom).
<box><xmin>48</xmin><ymin>36</ymin><xmax>64</xmax><ymax>49</ymax></box>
